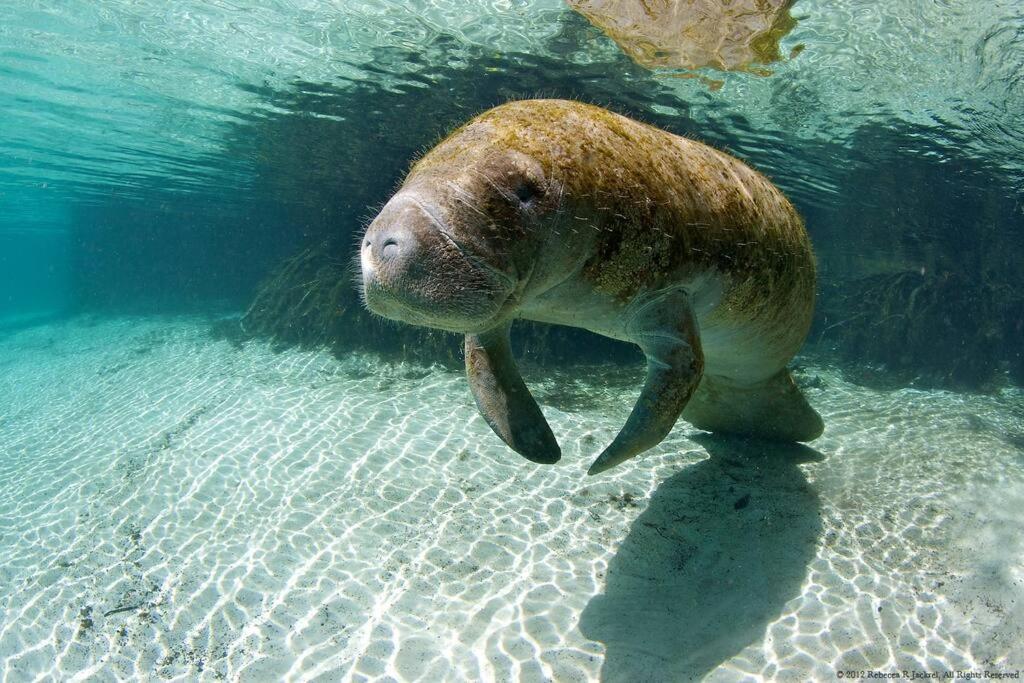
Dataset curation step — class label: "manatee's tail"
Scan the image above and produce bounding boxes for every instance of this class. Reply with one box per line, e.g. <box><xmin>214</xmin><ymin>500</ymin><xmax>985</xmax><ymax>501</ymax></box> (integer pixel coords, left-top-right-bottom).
<box><xmin>681</xmin><ymin>369</ymin><xmax>823</xmax><ymax>442</ymax></box>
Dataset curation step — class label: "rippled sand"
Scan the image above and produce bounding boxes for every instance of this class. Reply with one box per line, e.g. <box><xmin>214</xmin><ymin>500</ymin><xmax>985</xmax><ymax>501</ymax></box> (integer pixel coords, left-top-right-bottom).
<box><xmin>1</xmin><ymin>316</ymin><xmax>1021</xmax><ymax>681</ymax></box>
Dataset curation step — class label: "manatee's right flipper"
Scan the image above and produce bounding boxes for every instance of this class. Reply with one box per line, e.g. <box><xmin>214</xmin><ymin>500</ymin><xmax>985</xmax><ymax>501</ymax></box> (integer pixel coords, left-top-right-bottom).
<box><xmin>682</xmin><ymin>369</ymin><xmax>824</xmax><ymax>442</ymax></box>
<box><xmin>465</xmin><ymin>322</ymin><xmax>561</xmax><ymax>464</ymax></box>
<box><xmin>588</xmin><ymin>288</ymin><xmax>704</xmax><ymax>475</ymax></box>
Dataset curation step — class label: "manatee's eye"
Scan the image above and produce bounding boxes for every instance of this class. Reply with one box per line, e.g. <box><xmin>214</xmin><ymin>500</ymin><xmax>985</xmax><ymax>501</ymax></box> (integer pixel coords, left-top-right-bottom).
<box><xmin>512</xmin><ymin>178</ymin><xmax>541</xmax><ymax>206</ymax></box>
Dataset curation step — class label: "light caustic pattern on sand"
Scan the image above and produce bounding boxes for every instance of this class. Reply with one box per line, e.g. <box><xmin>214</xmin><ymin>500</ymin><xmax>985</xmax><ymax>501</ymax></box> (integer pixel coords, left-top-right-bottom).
<box><xmin>0</xmin><ymin>317</ymin><xmax>1021</xmax><ymax>681</ymax></box>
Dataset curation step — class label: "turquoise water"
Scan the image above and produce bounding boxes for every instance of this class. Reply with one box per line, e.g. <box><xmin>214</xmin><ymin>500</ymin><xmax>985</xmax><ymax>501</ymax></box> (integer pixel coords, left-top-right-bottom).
<box><xmin>1</xmin><ymin>2</ymin><xmax>1023</xmax><ymax>681</ymax></box>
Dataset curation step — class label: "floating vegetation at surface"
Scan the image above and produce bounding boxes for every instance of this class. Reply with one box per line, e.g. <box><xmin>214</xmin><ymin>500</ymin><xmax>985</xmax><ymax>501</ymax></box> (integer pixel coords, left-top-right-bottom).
<box><xmin>567</xmin><ymin>0</ymin><xmax>799</xmax><ymax>75</ymax></box>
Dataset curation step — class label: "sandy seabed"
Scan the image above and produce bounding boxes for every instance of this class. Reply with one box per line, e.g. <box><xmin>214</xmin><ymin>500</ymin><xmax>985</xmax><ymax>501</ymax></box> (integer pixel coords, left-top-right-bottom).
<box><xmin>0</xmin><ymin>316</ymin><xmax>1021</xmax><ymax>682</ymax></box>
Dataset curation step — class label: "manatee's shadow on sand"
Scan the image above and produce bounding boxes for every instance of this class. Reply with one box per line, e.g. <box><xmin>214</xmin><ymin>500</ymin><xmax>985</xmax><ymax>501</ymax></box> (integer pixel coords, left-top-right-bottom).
<box><xmin>580</xmin><ymin>434</ymin><xmax>824</xmax><ymax>681</ymax></box>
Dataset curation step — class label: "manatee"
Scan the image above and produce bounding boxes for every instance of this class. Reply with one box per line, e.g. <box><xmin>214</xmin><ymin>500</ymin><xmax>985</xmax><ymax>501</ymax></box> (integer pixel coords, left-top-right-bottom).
<box><xmin>359</xmin><ymin>99</ymin><xmax>823</xmax><ymax>474</ymax></box>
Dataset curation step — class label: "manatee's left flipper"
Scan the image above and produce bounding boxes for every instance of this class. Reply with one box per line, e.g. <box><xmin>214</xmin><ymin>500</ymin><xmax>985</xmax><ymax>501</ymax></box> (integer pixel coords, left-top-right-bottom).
<box><xmin>588</xmin><ymin>288</ymin><xmax>704</xmax><ymax>475</ymax></box>
<box><xmin>465</xmin><ymin>322</ymin><xmax>561</xmax><ymax>464</ymax></box>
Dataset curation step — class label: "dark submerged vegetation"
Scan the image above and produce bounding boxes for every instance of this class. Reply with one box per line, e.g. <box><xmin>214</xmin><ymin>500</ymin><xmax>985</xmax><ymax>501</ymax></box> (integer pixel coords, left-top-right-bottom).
<box><xmin>815</xmin><ymin>271</ymin><xmax>1024</xmax><ymax>390</ymax></box>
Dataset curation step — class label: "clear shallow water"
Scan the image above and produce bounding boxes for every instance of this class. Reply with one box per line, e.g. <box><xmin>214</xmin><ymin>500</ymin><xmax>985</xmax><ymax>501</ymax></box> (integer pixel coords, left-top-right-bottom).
<box><xmin>1</xmin><ymin>317</ymin><xmax>1022</xmax><ymax>680</ymax></box>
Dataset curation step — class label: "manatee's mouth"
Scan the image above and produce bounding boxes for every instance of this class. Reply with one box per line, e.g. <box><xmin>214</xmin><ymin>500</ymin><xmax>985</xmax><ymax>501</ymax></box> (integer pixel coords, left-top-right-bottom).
<box><xmin>362</xmin><ymin>274</ymin><xmax>511</xmax><ymax>334</ymax></box>
<box><xmin>360</xmin><ymin>244</ymin><xmax>513</xmax><ymax>334</ymax></box>
<box><xmin>360</xmin><ymin>276</ymin><xmax>414</xmax><ymax>321</ymax></box>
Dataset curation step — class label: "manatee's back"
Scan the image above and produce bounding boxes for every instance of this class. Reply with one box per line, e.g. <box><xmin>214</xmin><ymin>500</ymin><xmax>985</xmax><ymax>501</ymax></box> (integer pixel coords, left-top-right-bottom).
<box><xmin>489</xmin><ymin>100</ymin><xmax>814</xmax><ymax>372</ymax></box>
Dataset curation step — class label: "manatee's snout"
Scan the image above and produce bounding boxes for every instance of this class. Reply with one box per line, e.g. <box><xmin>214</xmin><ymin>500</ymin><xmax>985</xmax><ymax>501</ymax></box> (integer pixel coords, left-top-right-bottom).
<box><xmin>362</xmin><ymin>217</ymin><xmax>418</xmax><ymax>276</ymax></box>
<box><xmin>360</xmin><ymin>196</ymin><xmax>436</xmax><ymax>296</ymax></box>
<box><xmin>360</xmin><ymin>192</ymin><xmax>514</xmax><ymax>333</ymax></box>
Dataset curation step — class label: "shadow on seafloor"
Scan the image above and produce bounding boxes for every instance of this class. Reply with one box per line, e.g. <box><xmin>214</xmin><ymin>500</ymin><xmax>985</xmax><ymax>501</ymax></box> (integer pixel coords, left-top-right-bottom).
<box><xmin>580</xmin><ymin>434</ymin><xmax>824</xmax><ymax>681</ymax></box>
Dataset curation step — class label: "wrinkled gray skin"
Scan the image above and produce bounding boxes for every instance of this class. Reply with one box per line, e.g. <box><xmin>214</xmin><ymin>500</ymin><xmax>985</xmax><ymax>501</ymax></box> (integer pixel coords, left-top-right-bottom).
<box><xmin>360</xmin><ymin>99</ymin><xmax>822</xmax><ymax>474</ymax></box>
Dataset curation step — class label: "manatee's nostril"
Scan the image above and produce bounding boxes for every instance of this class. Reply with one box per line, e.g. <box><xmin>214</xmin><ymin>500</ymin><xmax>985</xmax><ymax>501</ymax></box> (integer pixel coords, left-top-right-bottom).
<box><xmin>381</xmin><ymin>237</ymin><xmax>399</xmax><ymax>260</ymax></box>
<box><xmin>368</xmin><ymin>223</ymin><xmax>414</xmax><ymax>264</ymax></box>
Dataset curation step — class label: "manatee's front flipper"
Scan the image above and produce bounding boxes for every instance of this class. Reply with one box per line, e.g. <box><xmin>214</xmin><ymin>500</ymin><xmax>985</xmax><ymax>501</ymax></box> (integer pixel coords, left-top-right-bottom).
<box><xmin>588</xmin><ymin>289</ymin><xmax>703</xmax><ymax>475</ymax></box>
<box><xmin>465</xmin><ymin>322</ymin><xmax>561</xmax><ymax>464</ymax></box>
